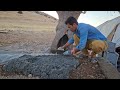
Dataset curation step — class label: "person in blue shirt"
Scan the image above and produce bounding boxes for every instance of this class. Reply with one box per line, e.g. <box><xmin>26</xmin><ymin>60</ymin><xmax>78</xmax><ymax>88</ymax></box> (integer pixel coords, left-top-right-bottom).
<box><xmin>59</xmin><ymin>16</ymin><xmax>108</xmax><ymax>58</ymax></box>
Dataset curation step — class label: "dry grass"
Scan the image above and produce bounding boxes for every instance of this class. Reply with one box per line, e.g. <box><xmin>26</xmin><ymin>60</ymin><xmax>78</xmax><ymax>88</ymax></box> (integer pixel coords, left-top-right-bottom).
<box><xmin>0</xmin><ymin>11</ymin><xmax>58</xmax><ymax>31</ymax></box>
<box><xmin>0</xmin><ymin>11</ymin><xmax>58</xmax><ymax>50</ymax></box>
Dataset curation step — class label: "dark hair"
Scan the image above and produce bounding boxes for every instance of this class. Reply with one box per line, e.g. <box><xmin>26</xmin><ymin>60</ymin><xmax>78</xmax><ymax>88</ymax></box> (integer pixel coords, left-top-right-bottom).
<box><xmin>65</xmin><ymin>16</ymin><xmax>78</xmax><ymax>25</ymax></box>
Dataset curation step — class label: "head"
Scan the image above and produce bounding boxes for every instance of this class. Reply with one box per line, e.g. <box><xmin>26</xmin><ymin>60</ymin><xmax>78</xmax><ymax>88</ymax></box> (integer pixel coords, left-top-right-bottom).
<box><xmin>65</xmin><ymin>16</ymin><xmax>78</xmax><ymax>32</ymax></box>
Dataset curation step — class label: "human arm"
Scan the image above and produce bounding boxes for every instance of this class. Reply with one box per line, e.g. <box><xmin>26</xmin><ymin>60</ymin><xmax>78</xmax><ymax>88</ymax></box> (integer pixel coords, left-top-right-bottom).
<box><xmin>71</xmin><ymin>47</ymin><xmax>80</xmax><ymax>55</ymax></box>
<box><xmin>62</xmin><ymin>35</ymin><xmax>75</xmax><ymax>48</ymax></box>
<box><xmin>58</xmin><ymin>37</ymin><xmax>74</xmax><ymax>50</ymax></box>
<box><xmin>76</xmin><ymin>28</ymin><xmax>88</xmax><ymax>51</ymax></box>
<box><xmin>71</xmin><ymin>29</ymin><xmax>88</xmax><ymax>55</ymax></box>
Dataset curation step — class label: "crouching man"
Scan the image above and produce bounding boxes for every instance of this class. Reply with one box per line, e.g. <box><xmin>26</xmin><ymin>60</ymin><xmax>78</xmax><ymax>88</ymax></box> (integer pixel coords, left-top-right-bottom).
<box><xmin>59</xmin><ymin>16</ymin><xmax>108</xmax><ymax>60</ymax></box>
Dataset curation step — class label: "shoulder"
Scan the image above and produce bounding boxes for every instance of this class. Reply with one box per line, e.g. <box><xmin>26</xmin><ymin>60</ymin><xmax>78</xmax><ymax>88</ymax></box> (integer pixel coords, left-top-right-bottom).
<box><xmin>77</xmin><ymin>23</ymin><xmax>89</xmax><ymax>30</ymax></box>
<box><xmin>78</xmin><ymin>23</ymin><xmax>85</xmax><ymax>26</ymax></box>
<box><xmin>78</xmin><ymin>23</ymin><xmax>89</xmax><ymax>28</ymax></box>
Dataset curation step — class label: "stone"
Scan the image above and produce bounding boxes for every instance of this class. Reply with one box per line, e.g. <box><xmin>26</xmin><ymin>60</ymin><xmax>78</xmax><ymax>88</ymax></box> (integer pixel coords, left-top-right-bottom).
<box><xmin>101</xmin><ymin>42</ymin><xmax>119</xmax><ymax>68</ymax></box>
<box><xmin>106</xmin><ymin>41</ymin><xmax>116</xmax><ymax>53</ymax></box>
<box><xmin>104</xmin><ymin>52</ymin><xmax>119</xmax><ymax>68</ymax></box>
<box><xmin>98</xmin><ymin>57</ymin><xmax>120</xmax><ymax>79</ymax></box>
<box><xmin>28</xmin><ymin>74</ymin><xmax>32</xmax><ymax>78</ymax></box>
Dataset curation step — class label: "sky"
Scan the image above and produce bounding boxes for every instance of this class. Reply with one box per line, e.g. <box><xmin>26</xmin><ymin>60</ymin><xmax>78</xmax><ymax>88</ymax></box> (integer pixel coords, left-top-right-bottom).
<box><xmin>41</xmin><ymin>11</ymin><xmax>120</xmax><ymax>27</ymax></box>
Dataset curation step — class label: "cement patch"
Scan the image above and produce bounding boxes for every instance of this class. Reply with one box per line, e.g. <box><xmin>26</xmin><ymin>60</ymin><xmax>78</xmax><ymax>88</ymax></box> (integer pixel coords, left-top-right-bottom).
<box><xmin>2</xmin><ymin>55</ymin><xmax>80</xmax><ymax>79</ymax></box>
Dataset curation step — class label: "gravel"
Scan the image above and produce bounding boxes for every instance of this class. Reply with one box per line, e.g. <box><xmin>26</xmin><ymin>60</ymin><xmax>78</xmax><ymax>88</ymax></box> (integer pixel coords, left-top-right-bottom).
<box><xmin>2</xmin><ymin>55</ymin><xmax>80</xmax><ymax>79</ymax></box>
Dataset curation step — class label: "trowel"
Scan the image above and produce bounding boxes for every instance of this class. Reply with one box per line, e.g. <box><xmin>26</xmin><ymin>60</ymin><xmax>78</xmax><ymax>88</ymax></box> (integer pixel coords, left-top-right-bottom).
<box><xmin>56</xmin><ymin>47</ymin><xmax>65</xmax><ymax>54</ymax></box>
<box><xmin>57</xmin><ymin>47</ymin><xmax>71</xmax><ymax>55</ymax></box>
<box><xmin>63</xmin><ymin>50</ymin><xmax>72</xmax><ymax>56</ymax></box>
<box><xmin>57</xmin><ymin>47</ymin><xmax>81</xmax><ymax>56</ymax></box>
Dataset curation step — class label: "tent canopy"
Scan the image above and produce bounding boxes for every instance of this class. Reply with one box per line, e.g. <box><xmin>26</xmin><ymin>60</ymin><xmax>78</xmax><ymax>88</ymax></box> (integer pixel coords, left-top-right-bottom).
<box><xmin>97</xmin><ymin>16</ymin><xmax>120</xmax><ymax>48</ymax></box>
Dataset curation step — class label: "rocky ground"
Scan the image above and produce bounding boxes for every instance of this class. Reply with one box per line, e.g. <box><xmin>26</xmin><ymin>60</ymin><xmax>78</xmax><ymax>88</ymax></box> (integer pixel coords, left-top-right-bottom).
<box><xmin>0</xmin><ymin>11</ymin><xmax>106</xmax><ymax>79</ymax></box>
<box><xmin>0</xmin><ymin>64</ymin><xmax>39</xmax><ymax>79</ymax></box>
<box><xmin>0</xmin><ymin>55</ymin><xmax>106</xmax><ymax>79</ymax></box>
<box><xmin>0</xmin><ymin>29</ymin><xmax>106</xmax><ymax>79</ymax></box>
<box><xmin>69</xmin><ymin>57</ymin><xmax>106</xmax><ymax>79</ymax></box>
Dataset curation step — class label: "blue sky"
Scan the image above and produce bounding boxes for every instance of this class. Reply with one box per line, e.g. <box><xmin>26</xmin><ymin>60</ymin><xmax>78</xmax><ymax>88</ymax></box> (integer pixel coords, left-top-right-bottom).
<box><xmin>41</xmin><ymin>11</ymin><xmax>120</xmax><ymax>27</ymax></box>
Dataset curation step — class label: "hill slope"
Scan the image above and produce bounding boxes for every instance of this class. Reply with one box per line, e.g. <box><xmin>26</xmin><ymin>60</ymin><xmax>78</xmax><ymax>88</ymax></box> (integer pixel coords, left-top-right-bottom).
<box><xmin>0</xmin><ymin>11</ymin><xmax>58</xmax><ymax>31</ymax></box>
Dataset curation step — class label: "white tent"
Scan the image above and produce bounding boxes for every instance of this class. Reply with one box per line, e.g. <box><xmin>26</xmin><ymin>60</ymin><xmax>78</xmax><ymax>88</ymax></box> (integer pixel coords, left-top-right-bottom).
<box><xmin>97</xmin><ymin>16</ymin><xmax>120</xmax><ymax>48</ymax></box>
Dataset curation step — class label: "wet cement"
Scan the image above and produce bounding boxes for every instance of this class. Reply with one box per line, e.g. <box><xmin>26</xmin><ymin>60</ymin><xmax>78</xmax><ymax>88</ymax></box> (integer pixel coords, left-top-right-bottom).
<box><xmin>2</xmin><ymin>54</ymin><xmax>80</xmax><ymax>79</ymax></box>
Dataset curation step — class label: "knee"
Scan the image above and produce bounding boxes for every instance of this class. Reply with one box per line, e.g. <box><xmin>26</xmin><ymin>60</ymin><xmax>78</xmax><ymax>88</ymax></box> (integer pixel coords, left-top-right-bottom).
<box><xmin>91</xmin><ymin>40</ymin><xmax>106</xmax><ymax>53</ymax></box>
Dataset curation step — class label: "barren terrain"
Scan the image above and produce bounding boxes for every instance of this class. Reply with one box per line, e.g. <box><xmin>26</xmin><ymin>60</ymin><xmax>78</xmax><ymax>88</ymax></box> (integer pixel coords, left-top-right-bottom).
<box><xmin>0</xmin><ymin>11</ymin><xmax>106</xmax><ymax>79</ymax></box>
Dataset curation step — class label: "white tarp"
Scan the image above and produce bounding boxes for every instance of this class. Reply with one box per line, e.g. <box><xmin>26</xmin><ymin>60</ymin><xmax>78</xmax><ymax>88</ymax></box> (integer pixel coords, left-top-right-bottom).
<box><xmin>97</xmin><ymin>16</ymin><xmax>120</xmax><ymax>48</ymax></box>
<box><xmin>112</xmin><ymin>25</ymin><xmax>120</xmax><ymax>47</ymax></box>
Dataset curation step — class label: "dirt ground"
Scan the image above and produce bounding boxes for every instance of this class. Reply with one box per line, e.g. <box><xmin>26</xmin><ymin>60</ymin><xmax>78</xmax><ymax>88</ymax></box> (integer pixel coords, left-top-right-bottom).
<box><xmin>0</xmin><ymin>30</ymin><xmax>55</xmax><ymax>54</ymax></box>
<box><xmin>0</xmin><ymin>11</ymin><xmax>57</xmax><ymax>79</ymax></box>
<box><xmin>0</xmin><ymin>64</ymin><xmax>40</xmax><ymax>79</ymax></box>
<box><xmin>0</xmin><ymin>30</ymin><xmax>106</xmax><ymax>79</ymax></box>
<box><xmin>0</xmin><ymin>11</ymin><xmax>106</xmax><ymax>79</ymax></box>
<box><xmin>69</xmin><ymin>57</ymin><xmax>106</xmax><ymax>79</ymax></box>
<box><xmin>0</xmin><ymin>30</ymin><xmax>56</xmax><ymax>79</ymax></box>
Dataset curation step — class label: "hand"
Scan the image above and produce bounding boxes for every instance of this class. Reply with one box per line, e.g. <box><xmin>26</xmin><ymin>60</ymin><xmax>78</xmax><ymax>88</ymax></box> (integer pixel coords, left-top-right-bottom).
<box><xmin>57</xmin><ymin>46</ymin><xmax>64</xmax><ymax>51</ymax></box>
<box><xmin>71</xmin><ymin>47</ymin><xmax>78</xmax><ymax>55</ymax></box>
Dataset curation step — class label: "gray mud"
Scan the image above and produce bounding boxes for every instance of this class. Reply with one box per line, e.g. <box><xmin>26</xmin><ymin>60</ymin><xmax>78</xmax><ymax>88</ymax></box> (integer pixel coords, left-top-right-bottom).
<box><xmin>2</xmin><ymin>55</ymin><xmax>79</xmax><ymax>79</ymax></box>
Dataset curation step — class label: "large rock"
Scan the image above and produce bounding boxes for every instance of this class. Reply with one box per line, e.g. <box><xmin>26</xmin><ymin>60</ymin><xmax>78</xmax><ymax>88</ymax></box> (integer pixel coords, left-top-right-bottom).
<box><xmin>98</xmin><ymin>57</ymin><xmax>120</xmax><ymax>79</ymax></box>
